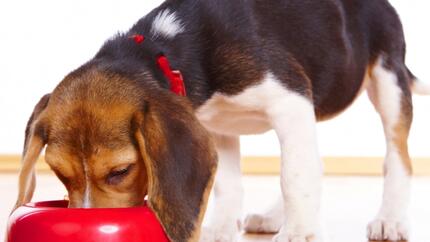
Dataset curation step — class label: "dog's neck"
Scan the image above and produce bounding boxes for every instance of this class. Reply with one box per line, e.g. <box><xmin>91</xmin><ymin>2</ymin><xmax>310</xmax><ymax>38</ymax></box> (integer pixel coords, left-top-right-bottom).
<box><xmin>92</xmin><ymin>1</ymin><xmax>264</xmax><ymax>108</ymax></box>
<box><xmin>92</xmin><ymin>10</ymin><xmax>209</xmax><ymax>107</ymax></box>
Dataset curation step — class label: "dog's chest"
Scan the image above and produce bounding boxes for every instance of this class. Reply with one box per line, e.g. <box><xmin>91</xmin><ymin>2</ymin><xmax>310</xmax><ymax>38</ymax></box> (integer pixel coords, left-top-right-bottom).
<box><xmin>196</xmin><ymin>92</ymin><xmax>271</xmax><ymax>136</ymax></box>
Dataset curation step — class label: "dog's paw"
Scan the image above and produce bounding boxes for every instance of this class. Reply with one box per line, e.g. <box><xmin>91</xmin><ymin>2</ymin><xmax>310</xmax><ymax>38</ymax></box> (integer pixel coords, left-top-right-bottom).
<box><xmin>243</xmin><ymin>213</ymin><xmax>282</xmax><ymax>233</ymax></box>
<box><xmin>272</xmin><ymin>232</ymin><xmax>322</xmax><ymax>242</ymax></box>
<box><xmin>272</xmin><ymin>224</ymin><xmax>322</xmax><ymax>242</ymax></box>
<box><xmin>367</xmin><ymin>218</ymin><xmax>409</xmax><ymax>241</ymax></box>
<box><xmin>199</xmin><ymin>224</ymin><xmax>239</xmax><ymax>242</ymax></box>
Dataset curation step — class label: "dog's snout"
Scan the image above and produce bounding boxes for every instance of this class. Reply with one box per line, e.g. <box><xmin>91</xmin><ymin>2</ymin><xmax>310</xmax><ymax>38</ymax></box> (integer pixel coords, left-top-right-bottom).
<box><xmin>66</xmin><ymin>187</ymin><xmax>92</xmax><ymax>208</ymax></box>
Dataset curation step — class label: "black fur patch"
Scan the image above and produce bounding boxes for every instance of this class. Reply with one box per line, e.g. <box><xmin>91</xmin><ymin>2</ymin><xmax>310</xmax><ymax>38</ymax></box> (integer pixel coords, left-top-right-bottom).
<box><xmin>91</xmin><ymin>0</ymin><xmax>409</xmax><ymax>119</ymax></box>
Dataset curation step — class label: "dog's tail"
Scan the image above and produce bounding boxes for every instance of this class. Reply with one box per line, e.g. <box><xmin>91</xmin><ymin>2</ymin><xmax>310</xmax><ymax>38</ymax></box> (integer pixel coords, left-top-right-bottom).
<box><xmin>408</xmin><ymin>67</ymin><xmax>430</xmax><ymax>95</ymax></box>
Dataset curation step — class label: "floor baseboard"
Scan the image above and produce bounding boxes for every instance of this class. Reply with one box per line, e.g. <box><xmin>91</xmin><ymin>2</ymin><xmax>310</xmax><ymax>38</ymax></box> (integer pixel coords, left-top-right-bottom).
<box><xmin>241</xmin><ymin>156</ymin><xmax>430</xmax><ymax>176</ymax></box>
<box><xmin>1</xmin><ymin>155</ymin><xmax>429</xmax><ymax>175</ymax></box>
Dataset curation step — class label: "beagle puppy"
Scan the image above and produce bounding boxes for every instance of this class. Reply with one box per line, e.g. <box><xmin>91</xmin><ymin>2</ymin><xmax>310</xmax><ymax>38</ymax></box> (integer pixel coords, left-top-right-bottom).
<box><xmin>14</xmin><ymin>0</ymin><xmax>429</xmax><ymax>241</ymax></box>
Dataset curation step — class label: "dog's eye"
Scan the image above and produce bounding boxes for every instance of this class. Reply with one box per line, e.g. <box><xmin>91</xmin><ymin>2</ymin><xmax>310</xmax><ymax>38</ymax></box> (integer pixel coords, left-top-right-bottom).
<box><xmin>106</xmin><ymin>164</ymin><xmax>134</xmax><ymax>185</ymax></box>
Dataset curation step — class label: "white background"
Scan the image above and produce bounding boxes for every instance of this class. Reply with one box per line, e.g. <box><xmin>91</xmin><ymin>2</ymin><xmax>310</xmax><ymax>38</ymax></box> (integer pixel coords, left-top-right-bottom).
<box><xmin>0</xmin><ymin>0</ymin><xmax>429</xmax><ymax>157</ymax></box>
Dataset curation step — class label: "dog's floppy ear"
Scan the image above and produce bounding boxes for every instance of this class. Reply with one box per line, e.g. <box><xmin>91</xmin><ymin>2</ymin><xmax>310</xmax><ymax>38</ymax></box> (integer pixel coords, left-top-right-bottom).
<box><xmin>133</xmin><ymin>96</ymin><xmax>217</xmax><ymax>242</ymax></box>
<box><xmin>13</xmin><ymin>94</ymin><xmax>50</xmax><ymax>210</ymax></box>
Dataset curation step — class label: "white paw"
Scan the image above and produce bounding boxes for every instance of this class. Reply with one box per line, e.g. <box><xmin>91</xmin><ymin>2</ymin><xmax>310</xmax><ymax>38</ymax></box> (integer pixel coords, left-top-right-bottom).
<box><xmin>367</xmin><ymin>219</ymin><xmax>409</xmax><ymax>241</ymax></box>
<box><xmin>272</xmin><ymin>225</ymin><xmax>322</xmax><ymax>242</ymax></box>
<box><xmin>199</xmin><ymin>224</ymin><xmax>239</xmax><ymax>242</ymax></box>
<box><xmin>272</xmin><ymin>233</ymin><xmax>321</xmax><ymax>242</ymax></box>
<box><xmin>243</xmin><ymin>213</ymin><xmax>282</xmax><ymax>233</ymax></box>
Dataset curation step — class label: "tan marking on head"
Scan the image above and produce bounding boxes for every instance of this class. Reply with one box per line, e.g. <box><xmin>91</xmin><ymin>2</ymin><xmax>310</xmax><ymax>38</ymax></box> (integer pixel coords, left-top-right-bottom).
<box><xmin>46</xmin><ymin>143</ymin><xmax>147</xmax><ymax>208</ymax></box>
<box><xmin>30</xmin><ymin>64</ymin><xmax>216</xmax><ymax>240</ymax></box>
<box><xmin>41</xmin><ymin>69</ymin><xmax>151</xmax><ymax>208</ymax></box>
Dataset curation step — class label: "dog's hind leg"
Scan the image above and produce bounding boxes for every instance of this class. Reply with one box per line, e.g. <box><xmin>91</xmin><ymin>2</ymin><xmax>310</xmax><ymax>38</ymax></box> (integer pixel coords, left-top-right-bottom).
<box><xmin>366</xmin><ymin>56</ymin><xmax>413</xmax><ymax>241</ymax></box>
<box><xmin>200</xmin><ymin>134</ymin><xmax>243</xmax><ymax>242</ymax></box>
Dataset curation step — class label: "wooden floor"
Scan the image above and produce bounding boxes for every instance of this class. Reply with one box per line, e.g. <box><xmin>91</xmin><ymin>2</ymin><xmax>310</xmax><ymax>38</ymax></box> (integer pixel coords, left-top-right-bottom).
<box><xmin>1</xmin><ymin>174</ymin><xmax>429</xmax><ymax>242</ymax></box>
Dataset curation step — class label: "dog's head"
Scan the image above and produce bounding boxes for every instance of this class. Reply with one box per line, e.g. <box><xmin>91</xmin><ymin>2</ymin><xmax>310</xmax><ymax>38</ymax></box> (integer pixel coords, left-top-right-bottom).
<box><xmin>14</xmin><ymin>65</ymin><xmax>217</xmax><ymax>241</ymax></box>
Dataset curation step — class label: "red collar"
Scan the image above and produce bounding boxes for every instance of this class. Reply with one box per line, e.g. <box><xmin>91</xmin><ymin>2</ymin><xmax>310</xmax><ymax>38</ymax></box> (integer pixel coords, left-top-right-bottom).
<box><xmin>156</xmin><ymin>55</ymin><xmax>186</xmax><ymax>96</ymax></box>
<box><xmin>131</xmin><ymin>34</ymin><xmax>186</xmax><ymax>97</ymax></box>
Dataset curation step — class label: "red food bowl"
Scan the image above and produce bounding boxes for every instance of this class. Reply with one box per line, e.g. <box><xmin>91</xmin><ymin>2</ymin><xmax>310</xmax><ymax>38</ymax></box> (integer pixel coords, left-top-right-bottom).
<box><xmin>7</xmin><ymin>200</ymin><xmax>169</xmax><ymax>242</ymax></box>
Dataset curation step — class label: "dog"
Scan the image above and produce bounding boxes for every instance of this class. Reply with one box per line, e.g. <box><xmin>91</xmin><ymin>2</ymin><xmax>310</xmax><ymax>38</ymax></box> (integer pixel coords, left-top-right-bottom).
<box><xmin>13</xmin><ymin>0</ymin><xmax>430</xmax><ymax>241</ymax></box>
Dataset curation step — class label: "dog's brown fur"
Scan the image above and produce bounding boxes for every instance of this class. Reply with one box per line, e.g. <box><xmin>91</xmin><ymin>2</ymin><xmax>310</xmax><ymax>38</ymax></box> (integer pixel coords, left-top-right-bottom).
<box><xmin>14</xmin><ymin>67</ymin><xmax>217</xmax><ymax>242</ymax></box>
<box><xmin>12</xmin><ymin>0</ymin><xmax>425</xmax><ymax>240</ymax></box>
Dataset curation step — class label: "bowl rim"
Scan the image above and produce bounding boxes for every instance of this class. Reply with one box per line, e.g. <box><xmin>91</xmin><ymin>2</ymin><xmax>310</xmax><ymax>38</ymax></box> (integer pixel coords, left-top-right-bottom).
<box><xmin>22</xmin><ymin>200</ymin><xmax>150</xmax><ymax>211</ymax></box>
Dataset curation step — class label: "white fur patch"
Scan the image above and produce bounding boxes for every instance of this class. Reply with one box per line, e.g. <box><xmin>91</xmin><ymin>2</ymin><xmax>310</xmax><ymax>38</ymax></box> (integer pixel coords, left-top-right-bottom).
<box><xmin>82</xmin><ymin>162</ymin><xmax>91</xmax><ymax>208</ymax></box>
<box><xmin>370</xmin><ymin>57</ymin><xmax>402</xmax><ymax>131</ymax></box>
<box><xmin>367</xmin><ymin>57</ymin><xmax>411</xmax><ymax>241</ymax></box>
<box><xmin>151</xmin><ymin>9</ymin><xmax>184</xmax><ymax>38</ymax></box>
<box><xmin>199</xmin><ymin>72</ymin><xmax>322</xmax><ymax>241</ymax></box>
<box><xmin>196</xmin><ymin>77</ymin><xmax>277</xmax><ymax>135</ymax></box>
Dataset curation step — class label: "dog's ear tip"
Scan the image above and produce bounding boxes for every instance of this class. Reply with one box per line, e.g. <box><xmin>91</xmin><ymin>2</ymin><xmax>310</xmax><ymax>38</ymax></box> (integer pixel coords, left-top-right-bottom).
<box><xmin>36</xmin><ymin>93</ymin><xmax>51</xmax><ymax>108</ymax></box>
<box><xmin>42</xmin><ymin>93</ymin><xmax>51</xmax><ymax>98</ymax></box>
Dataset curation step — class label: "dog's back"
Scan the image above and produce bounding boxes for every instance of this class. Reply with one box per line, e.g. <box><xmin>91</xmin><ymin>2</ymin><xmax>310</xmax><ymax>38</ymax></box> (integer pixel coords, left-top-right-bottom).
<box><xmin>103</xmin><ymin>0</ymin><xmax>408</xmax><ymax>117</ymax></box>
<box><xmin>159</xmin><ymin>0</ymin><xmax>408</xmax><ymax>117</ymax></box>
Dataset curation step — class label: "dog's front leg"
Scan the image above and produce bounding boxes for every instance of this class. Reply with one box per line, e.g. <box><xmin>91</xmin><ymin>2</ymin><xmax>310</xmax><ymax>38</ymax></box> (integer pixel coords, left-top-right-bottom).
<box><xmin>267</xmin><ymin>91</ymin><xmax>323</xmax><ymax>242</ymax></box>
<box><xmin>201</xmin><ymin>134</ymin><xmax>243</xmax><ymax>242</ymax></box>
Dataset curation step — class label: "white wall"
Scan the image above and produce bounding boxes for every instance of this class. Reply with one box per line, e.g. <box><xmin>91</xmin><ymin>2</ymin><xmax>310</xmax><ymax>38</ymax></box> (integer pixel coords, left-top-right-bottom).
<box><xmin>0</xmin><ymin>0</ymin><xmax>429</xmax><ymax>156</ymax></box>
